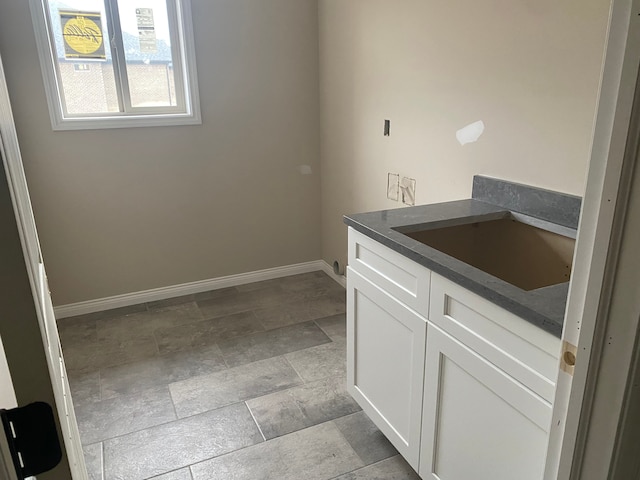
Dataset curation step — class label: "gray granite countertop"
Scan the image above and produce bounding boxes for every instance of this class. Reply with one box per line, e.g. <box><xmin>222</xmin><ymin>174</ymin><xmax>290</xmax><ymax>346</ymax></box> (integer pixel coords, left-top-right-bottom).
<box><xmin>343</xmin><ymin>177</ymin><xmax>581</xmax><ymax>338</ymax></box>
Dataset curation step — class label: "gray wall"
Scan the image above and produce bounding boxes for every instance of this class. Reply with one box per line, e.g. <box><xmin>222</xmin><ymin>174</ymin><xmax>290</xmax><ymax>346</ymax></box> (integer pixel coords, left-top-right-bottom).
<box><xmin>318</xmin><ymin>0</ymin><xmax>611</xmax><ymax>270</ymax></box>
<box><xmin>0</xmin><ymin>0</ymin><xmax>321</xmax><ymax>306</ymax></box>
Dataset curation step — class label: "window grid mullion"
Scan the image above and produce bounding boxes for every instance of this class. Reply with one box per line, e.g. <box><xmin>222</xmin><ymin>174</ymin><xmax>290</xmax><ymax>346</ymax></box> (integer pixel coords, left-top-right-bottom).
<box><xmin>104</xmin><ymin>0</ymin><xmax>133</xmax><ymax>113</ymax></box>
<box><xmin>165</xmin><ymin>0</ymin><xmax>186</xmax><ymax>110</ymax></box>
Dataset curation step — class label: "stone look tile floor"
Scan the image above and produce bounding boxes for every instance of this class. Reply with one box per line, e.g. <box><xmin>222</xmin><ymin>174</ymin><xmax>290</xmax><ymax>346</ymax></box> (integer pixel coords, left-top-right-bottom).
<box><xmin>58</xmin><ymin>271</ymin><xmax>420</xmax><ymax>480</ymax></box>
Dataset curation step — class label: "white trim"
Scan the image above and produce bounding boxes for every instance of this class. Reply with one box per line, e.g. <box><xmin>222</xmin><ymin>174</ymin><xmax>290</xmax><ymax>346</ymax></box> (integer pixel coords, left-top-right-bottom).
<box><xmin>175</xmin><ymin>0</ymin><xmax>200</xmax><ymax>122</ymax></box>
<box><xmin>49</xmin><ymin>113</ymin><xmax>202</xmax><ymax>131</ymax></box>
<box><xmin>54</xmin><ymin>260</ymin><xmax>345</xmax><ymax>319</ymax></box>
<box><xmin>29</xmin><ymin>0</ymin><xmax>64</xmax><ymax>132</ymax></box>
<box><xmin>546</xmin><ymin>0</ymin><xmax>640</xmax><ymax>478</ymax></box>
<box><xmin>28</xmin><ymin>0</ymin><xmax>201</xmax><ymax>131</ymax></box>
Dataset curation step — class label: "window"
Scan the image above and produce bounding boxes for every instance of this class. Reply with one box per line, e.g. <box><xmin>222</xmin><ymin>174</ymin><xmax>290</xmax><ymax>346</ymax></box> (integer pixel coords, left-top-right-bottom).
<box><xmin>30</xmin><ymin>0</ymin><xmax>200</xmax><ymax>130</ymax></box>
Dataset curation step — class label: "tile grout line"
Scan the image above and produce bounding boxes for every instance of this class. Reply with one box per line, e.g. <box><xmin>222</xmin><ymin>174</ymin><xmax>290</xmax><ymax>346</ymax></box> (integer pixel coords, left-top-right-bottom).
<box><xmin>100</xmin><ymin>441</ymin><xmax>104</xmax><ymax>480</ymax></box>
<box><xmin>325</xmin><ymin>455</ymin><xmax>404</xmax><ymax>480</ymax></box>
<box><xmin>168</xmin><ymin>383</ymin><xmax>180</xmax><ymax>423</ymax></box>
<box><xmin>166</xmin><ymin>348</ymin><xmax>330</xmax><ymax>422</ymax></box>
<box><xmin>195</xmin><ymin>305</ymin><xmax>255</xmax><ymax>322</ymax></box>
<box><xmin>188</xmin><ymin>415</ymin><xmax>366</xmax><ymax>480</ymax></box>
<box><xmin>147</xmin><ymin>466</ymin><xmax>194</xmax><ymax>480</ymax></box>
<box><xmin>326</xmin><ymin>419</ymin><xmax>369</xmax><ymax>476</ymax></box>
<box><xmin>186</xmin><ymin>415</ymin><xmax>358</xmax><ymax>479</ymax></box>
<box><xmin>180</xmin><ymin>412</ymin><xmax>336</xmax><ymax>479</ymax></box>
<box><xmin>313</xmin><ymin>312</ymin><xmax>346</xmax><ymax>343</ymax></box>
<box><xmin>218</xmin><ymin>342</ymin><xmax>231</xmax><ymax>369</ymax></box>
<box><xmin>82</xmin><ymin>398</ymin><xmax>267</xmax><ymax>447</ymax></box>
<box><xmin>218</xmin><ymin>320</ymin><xmax>336</xmax><ymax>369</ymax></box>
<box><xmin>151</xmin><ymin>328</ymin><xmax>161</xmax><ymax>357</ymax></box>
<box><xmin>249</xmin><ymin>308</ymin><xmax>269</xmax><ymax>333</ymax></box>
<box><xmin>185</xmin><ymin>432</ymin><xmax>270</xmax><ymax>477</ymax></box>
<box><xmin>196</xmin><ymin>284</ymin><xmax>339</xmax><ymax>322</ymax></box>
<box><xmin>96</xmin><ymin>368</ymin><xmax>102</xmax><ymax>403</ymax></box>
<box><xmin>81</xmin><ymin>386</ymin><xmax>177</xmax><ymax>448</ymax></box>
<box><xmin>281</xmin><ymin>353</ymin><xmax>307</xmax><ymax>384</ymax></box>
<box><xmin>152</xmin><ymin>309</ymin><xmax>265</xmax><ymax>357</ymax></box>
<box><xmin>244</xmin><ymin>401</ymin><xmax>267</xmax><ymax>442</ymax></box>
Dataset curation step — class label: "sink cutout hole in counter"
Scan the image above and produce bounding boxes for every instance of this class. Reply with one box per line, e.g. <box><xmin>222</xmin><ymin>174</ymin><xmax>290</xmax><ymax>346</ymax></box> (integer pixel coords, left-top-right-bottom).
<box><xmin>394</xmin><ymin>218</ymin><xmax>575</xmax><ymax>291</ymax></box>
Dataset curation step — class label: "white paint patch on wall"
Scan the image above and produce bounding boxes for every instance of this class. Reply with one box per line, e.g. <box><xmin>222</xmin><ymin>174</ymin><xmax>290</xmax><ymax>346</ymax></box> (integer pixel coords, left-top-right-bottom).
<box><xmin>0</xmin><ymin>334</ymin><xmax>17</xmax><ymax>409</ymax></box>
<box><xmin>456</xmin><ymin>120</ymin><xmax>485</xmax><ymax>146</ymax></box>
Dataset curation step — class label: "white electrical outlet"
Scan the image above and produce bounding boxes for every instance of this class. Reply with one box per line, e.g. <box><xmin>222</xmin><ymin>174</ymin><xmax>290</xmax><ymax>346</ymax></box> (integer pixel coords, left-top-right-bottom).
<box><xmin>401</xmin><ymin>177</ymin><xmax>416</xmax><ymax>205</ymax></box>
<box><xmin>387</xmin><ymin>173</ymin><xmax>399</xmax><ymax>201</ymax></box>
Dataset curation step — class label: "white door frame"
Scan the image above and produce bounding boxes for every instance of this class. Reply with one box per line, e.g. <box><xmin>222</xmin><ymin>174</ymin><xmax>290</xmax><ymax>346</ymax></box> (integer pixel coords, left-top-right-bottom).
<box><xmin>0</xmin><ymin>53</ymin><xmax>87</xmax><ymax>479</ymax></box>
<box><xmin>546</xmin><ymin>0</ymin><xmax>640</xmax><ymax>478</ymax></box>
<box><xmin>581</xmin><ymin>84</ymin><xmax>640</xmax><ymax>479</ymax></box>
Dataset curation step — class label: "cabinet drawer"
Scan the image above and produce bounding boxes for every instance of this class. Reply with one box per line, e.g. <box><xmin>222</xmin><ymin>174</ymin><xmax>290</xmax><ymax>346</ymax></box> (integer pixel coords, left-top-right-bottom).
<box><xmin>429</xmin><ymin>273</ymin><xmax>561</xmax><ymax>402</ymax></box>
<box><xmin>348</xmin><ymin>227</ymin><xmax>431</xmax><ymax>317</ymax></box>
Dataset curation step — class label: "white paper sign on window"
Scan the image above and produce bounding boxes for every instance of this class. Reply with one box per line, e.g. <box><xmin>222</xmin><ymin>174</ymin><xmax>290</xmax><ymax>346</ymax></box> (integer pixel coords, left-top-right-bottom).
<box><xmin>136</xmin><ymin>8</ymin><xmax>157</xmax><ymax>53</ymax></box>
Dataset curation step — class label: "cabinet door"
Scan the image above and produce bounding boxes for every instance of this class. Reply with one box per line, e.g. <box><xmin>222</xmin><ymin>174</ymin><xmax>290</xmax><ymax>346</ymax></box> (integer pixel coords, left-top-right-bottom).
<box><xmin>420</xmin><ymin>323</ymin><xmax>552</xmax><ymax>480</ymax></box>
<box><xmin>347</xmin><ymin>267</ymin><xmax>427</xmax><ymax>469</ymax></box>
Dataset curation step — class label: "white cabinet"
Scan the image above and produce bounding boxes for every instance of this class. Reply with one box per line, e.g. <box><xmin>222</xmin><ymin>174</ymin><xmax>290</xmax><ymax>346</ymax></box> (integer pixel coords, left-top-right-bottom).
<box><xmin>419</xmin><ymin>323</ymin><xmax>551</xmax><ymax>480</ymax></box>
<box><xmin>346</xmin><ymin>227</ymin><xmax>561</xmax><ymax>479</ymax></box>
<box><xmin>346</xmin><ymin>268</ymin><xmax>427</xmax><ymax>469</ymax></box>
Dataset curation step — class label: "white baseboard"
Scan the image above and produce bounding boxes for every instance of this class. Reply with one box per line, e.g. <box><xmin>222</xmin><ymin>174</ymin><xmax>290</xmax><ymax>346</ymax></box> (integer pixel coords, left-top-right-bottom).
<box><xmin>54</xmin><ymin>260</ymin><xmax>345</xmax><ymax>319</ymax></box>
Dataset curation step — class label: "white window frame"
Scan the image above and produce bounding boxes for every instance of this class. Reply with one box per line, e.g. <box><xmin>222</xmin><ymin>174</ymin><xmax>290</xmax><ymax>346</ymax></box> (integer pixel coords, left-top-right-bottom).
<box><xmin>29</xmin><ymin>0</ymin><xmax>201</xmax><ymax>130</ymax></box>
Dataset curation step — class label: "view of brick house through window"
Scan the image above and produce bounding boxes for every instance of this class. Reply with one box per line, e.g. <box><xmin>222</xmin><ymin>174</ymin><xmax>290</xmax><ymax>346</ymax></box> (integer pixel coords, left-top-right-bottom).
<box><xmin>31</xmin><ymin>0</ymin><xmax>200</xmax><ymax>128</ymax></box>
<box><xmin>58</xmin><ymin>58</ymin><xmax>177</xmax><ymax>114</ymax></box>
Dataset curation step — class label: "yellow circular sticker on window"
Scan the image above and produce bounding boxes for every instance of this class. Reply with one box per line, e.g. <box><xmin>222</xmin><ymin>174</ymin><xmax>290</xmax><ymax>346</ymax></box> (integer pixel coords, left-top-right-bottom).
<box><xmin>60</xmin><ymin>11</ymin><xmax>106</xmax><ymax>59</ymax></box>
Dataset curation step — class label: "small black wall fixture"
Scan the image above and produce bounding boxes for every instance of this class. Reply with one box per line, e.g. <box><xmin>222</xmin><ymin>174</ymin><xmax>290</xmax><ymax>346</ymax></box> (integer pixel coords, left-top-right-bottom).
<box><xmin>1</xmin><ymin>402</ymin><xmax>62</xmax><ymax>479</ymax></box>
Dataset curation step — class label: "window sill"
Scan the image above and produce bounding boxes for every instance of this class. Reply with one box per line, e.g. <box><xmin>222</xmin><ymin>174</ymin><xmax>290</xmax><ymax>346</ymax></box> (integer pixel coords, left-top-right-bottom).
<box><xmin>50</xmin><ymin>111</ymin><xmax>202</xmax><ymax>131</ymax></box>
